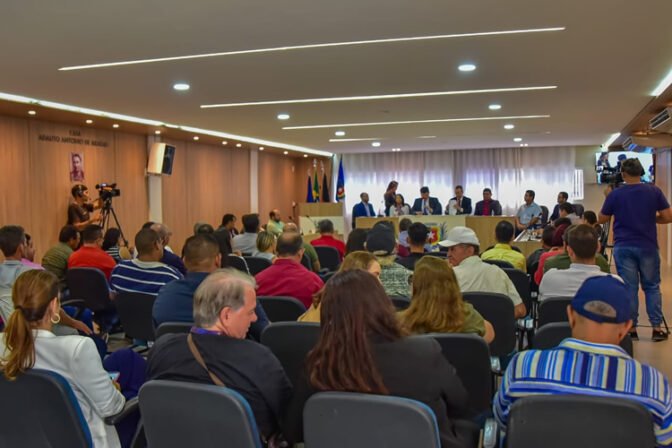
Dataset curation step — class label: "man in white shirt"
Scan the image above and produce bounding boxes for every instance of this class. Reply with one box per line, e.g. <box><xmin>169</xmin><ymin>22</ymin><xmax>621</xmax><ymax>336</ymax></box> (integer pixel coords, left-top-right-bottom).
<box><xmin>439</xmin><ymin>227</ymin><xmax>527</xmax><ymax>318</ymax></box>
<box><xmin>539</xmin><ymin>224</ymin><xmax>616</xmax><ymax>300</ymax></box>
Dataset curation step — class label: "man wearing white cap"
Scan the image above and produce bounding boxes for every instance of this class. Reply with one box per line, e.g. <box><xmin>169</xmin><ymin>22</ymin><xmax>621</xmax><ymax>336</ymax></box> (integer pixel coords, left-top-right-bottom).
<box><xmin>439</xmin><ymin>226</ymin><xmax>527</xmax><ymax>318</ymax></box>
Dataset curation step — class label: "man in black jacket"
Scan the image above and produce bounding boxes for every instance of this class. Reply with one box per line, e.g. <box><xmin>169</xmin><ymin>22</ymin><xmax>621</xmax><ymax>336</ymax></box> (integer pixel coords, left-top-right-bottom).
<box><xmin>474</xmin><ymin>188</ymin><xmax>503</xmax><ymax>216</ymax></box>
<box><xmin>411</xmin><ymin>186</ymin><xmax>442</xmax><ymax>215</ymax></box>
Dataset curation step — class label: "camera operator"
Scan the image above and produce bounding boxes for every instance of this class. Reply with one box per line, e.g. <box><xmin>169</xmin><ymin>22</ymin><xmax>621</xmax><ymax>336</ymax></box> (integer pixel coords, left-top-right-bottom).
<box><xmin>598</xmin><ymin>158</ymin><xmax>672</xmax><ymax>341</ymax></box>
<box><xmin>67</xmin><ymin>184</ymin><xmax>102</xmax><ymax>232</ymax></box>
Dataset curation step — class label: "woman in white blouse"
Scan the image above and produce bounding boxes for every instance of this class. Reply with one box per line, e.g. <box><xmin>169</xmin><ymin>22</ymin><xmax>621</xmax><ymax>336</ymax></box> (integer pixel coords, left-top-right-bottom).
<box><xmin>0</xmin><ymin>270</ymin><xmax>125</xmax><ymax>448</ymax></box>
<box><xmin>388</xmin><ymin>194</ymin><xmax>411</xmax><ymax>217</ymax></box>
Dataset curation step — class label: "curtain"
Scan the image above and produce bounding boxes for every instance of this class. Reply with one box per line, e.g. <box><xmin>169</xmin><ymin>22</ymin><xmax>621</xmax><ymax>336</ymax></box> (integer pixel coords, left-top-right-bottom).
<box><xmin>342</xmin><ymin>146</ymin><xmax>576</xmax><ymax>221</ymax></box>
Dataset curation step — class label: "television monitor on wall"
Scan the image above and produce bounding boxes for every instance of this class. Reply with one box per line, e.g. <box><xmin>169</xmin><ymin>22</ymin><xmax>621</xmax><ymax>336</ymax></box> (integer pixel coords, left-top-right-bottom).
<box><xmin>595</xmin><ymin>151</ymin><xmax>654</xmax><ymax>184</ymax></box>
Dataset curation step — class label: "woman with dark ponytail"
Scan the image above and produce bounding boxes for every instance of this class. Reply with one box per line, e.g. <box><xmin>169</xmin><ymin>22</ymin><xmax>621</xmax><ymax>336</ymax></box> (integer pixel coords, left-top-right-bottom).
<box><xmin>1</xmin><ymin>270</ymin><xmax>126</xmax><ymax>448</ymax></box>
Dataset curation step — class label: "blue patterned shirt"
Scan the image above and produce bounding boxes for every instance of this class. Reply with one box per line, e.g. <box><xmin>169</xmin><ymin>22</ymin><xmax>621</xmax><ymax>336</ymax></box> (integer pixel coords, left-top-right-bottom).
<box><xmin>494</xmin><ymin>338</ymin><xmax>672</xmax><ymax>446</ymax></box>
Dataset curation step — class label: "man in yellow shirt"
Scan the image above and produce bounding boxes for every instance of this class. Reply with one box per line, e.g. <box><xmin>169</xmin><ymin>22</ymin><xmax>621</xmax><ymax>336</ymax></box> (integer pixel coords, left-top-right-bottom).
<box><xmin>481</xmin><ymin>220</ymin><xmax>526</xmax><ymax>272</ymax></box>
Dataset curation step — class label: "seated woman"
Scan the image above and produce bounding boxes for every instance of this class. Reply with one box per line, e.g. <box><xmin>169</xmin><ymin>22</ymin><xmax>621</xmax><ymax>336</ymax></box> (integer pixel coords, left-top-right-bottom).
<box><xmin>102</xmin><ymin>227</ymin><xmax>131</xmax><ymax>263</ymax></box>
<box><xmin>298</xmin><ymin>251</ymin><xmax>380</xmax><ymax>323</ymax></box>
<box><xmin>399</xmin><ymin>257</ymin><xmax>495</xmax><ymax>343</ymax></box>
<box><xmin>284</xmin><ymin>269</ymin><xmax>476</xmax><ymax>447</ymax></box>
<box><xmin>388</xmin><ymin>194</ymin><xmax>411</xmax><ymax>217</ymax></box>
<box><xmin>0</xmin><ymin>270</ymin><xmax>144</xmax><ymax>448</ymax></box>
<box><xmin>253</xmin><ymin>231</ymin><xmax>276</xmax><ymax>262</ymax></box>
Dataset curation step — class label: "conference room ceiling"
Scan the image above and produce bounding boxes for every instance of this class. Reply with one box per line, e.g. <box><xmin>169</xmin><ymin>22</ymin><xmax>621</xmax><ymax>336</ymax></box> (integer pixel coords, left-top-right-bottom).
<box><xmin>2</xmin><ymin>0</ymin><xmax>672</xmax><ymax>154</ymax></box>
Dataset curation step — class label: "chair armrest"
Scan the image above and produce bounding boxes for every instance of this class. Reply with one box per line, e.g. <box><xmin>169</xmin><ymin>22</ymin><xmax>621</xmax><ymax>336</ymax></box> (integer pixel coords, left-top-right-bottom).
<box><xmin>480</xmin><ymin>418</ymin><xmax>498</xmax><ymax>448</ymax></box>
<box><xmin>104</xmin><ymin>397</ymin><xmax>139</xmax><ymax>425</ymax></box>
<box><xmin>318</xmin><ymin>268</ymin><xmax>331</xmax><ymax>275</ymax></box>
<box><xmin>490</xmin><ymin>356</ymin><xmax>501</xmax><ymax>375</ymax></box>
<box><xmin>60</xmin><ymin>298</ymin><xmax>86</xmax><ymax>307</ymax></box>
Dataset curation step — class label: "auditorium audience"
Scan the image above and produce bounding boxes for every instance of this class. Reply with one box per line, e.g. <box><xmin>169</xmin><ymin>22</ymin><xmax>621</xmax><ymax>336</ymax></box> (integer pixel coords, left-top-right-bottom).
<box><xmin>266</xmin><ymin>209</ymin><xmax>284</xmax><ymax>237</ymax></box>
<box><xmin>212</xmin><ymin>220</ymin><xmax>234</xmax><ymax>259</ymax></box>
<box><xmin>533</xmin><ymin>223</ymin><xmax>571</xmax><ymax>285</ymax></box>
<box><xmin>446</xmin><ymin>185</ymin><xmax>472</xmax><ymax>215</ymax></box>
<box><xmin>481</xmin><ymin>220</ymin><xmax>526</xmax><ymax>272</ymax></box>
<box><xmin>388</xmin><ymin>193</ymin><xmax>411</xmax><ymax>217</ymax></box>
<box><xmin>232</xmin><ymin>213</ymin><xmax>260</xmax><ymax>255</ymax></box>
<box><xmin>440</xmin><ymin>227</ymin><xmax>526</xmax><ymax>318</ymax></box>
<box><xmin>283</xmin><ymin>223</ymin><xmax>321</xmax><ymax>273</ymax></box>
<box><xmin>383</xmin><ymin>180</ymin><xmax>399</xmax><ymax>210</ymax></box>
<box><xmin>582</xmin><ymin>210</ymin><xmax>603</xmax><ymax>239</ymax></box>
<box><xmin>20</xmin><ymin>234</ymin><xmax>42</xmax><ymax>270</ymax></box>
<box><xmin>68</xmin><ymin>224</ymin><xmax>117</xmax><ymax>280</ymax></box>
<box><xmin>543</xmin><ymin>228</ymin><xmax>609</xmax><ymax>276</ymax></box>
<box><xmin>474</xmin><ymin>188</ymin><xmax>502</xmax><ymax>216</ymax></box>
<box><xmin>396</xmin><ymin>222</ymin><xmax>431</xmax><ymax>270</ymax></box>
<box><xmin>344</xmin><ymin>228</ymin><xmax>368</xmax><ymax>255</ymax></box>
<box><xmin>150</xmin><ymin>222</ymin><xmax>187</xmax><ymax>275</ymax></box>
<box><xmin>557</xmin><ymin>202</ymin><xmax>581</xmax><ymax>225</ymax></box>
<box><xmin>526</xmin><ymin>224</ymin><xmax>555</xmax><ymax>273</ymax></box>
<box><xmin>310</xmin><ymin>219</ymin><xmax>346</xmax><ymax>260</ymax></box>
<box><xmin>400</xmin><ymin>256</ymin><xmax>495</xmax><ymax>343</ymax></box>
<box><xmin>102</xmin><ymin>228</ymin><xmax>130</xmax><ymax>263</ymax></box>
<box><xmin>42</xmin><ymin>225</ymin><xmax>80</xmax><ymax>291</ymax></box>
<box><xmin>549</xmin><ymin>191</ymin><xmax>570</xmax><ymax>221</ymax></box>
<box><xmin>366</xmin><ymin>223</ymin><xmax>412</xmax><ymax>297</ymax></box>
<box><xmin>411</xmin><ymin>186</ymin><xmax>442</xmax><ymax>215</ymax></box>
<box><xmin>256</xmin><ymin>233</ymin><xmax>324</xmax><ymax>308</ymax></box>
<box><xmin>284</xmin><ymin>269</ymin><xmax>475</xmax><ymax>447</ymax></box>
<box><xmin>298</xmin><ymin>251</ymin><xmax>381</xmax><ymax>323</ymax></box>
<box><xmin>148</xmin><ymin>269</ymin><xmax>290</xmax><ymax>440</ymax></box>
<box><xmin>253</xmin><ymin>231</ymin><xmax>276</xmax><ymax>262</ymax></box>
<box><xmin>220</xmin><ymin>213</ymin><xmax>239</xmax><ymax>239</ymax></box>
<box><xmin>110</xmin><ymin>229</ymin><xmax>182</xmax><ymax>296</ymax></box>
<box><xmin>539</xmin><ymin>225</ymin><xmax>616</xmax><ymax>300</ymax></box>
<box><xmin>494</xmin><ymin>276</ymin><xmax>672</xmax><ymax>447</ymax></box>
<box><xmin>194</xmin><ymin>222</ymin><xmax>215</xmax><ymax>235</ymax></box>
<box><xmin>352</xmin><ymin>192</ymin><xmax>376</xmax><ymax>227</ymax></box>
<box><xmin>515</xmin><ymin>190</ymin><xmax>542</xmax><ymax>232</ymax></box>
<box><xmin>0</xmin><ymin>226</ymin><xmax>37</xmax><ymax>321</ymax></box>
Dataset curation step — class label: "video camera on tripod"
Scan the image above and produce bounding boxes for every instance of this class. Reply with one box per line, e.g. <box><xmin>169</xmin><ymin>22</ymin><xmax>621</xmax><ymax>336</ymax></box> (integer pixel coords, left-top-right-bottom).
<box><xmin>95</xmin><ymin>183</ymin><xmax>121</xmax><ymax>204</ymax></box>
<box><xmin>95</xmin><ymin>183</ymin><xmax>128</xmax><ymax>246</ymax></box>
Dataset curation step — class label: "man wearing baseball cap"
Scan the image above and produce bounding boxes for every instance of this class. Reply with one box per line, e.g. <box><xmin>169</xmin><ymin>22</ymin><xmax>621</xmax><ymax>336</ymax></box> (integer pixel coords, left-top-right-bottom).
<box><xmin>494</xmin><ymin>276</ymin><xmax>672</xmax><ymax>446</ymax></box>
<box><xmin>440</xmin><ymin>226</ymin><xmax>526</xmax><ymax>318</ymax></box>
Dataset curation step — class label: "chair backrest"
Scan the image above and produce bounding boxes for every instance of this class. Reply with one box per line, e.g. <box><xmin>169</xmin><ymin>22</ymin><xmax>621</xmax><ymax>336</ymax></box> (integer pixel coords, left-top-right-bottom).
<box><xmin>243</xmin><ymin>256</ymin><xmax>272</xmax><ymax>275</ymax></box>
<box><xmin>532</xmin><ymin>322</ymin><xmax>634</xmax><ymax>356</ymax></box>
<box><xmin>304</xmin><ymin>392</ymin><xmax>441</xmax><ymax>448</ymax></box>
<box><xmin>506</xmin><ymin>395</ymin><xmax>655</xmax><ymax>448</ymax></box>
<box><xmin>0</xmin><ymin>369</ymin><xmax>93</xmax><ymax>448</ymax></box>
<box><xmin>503</xmin><ymin>268</ymin><xmax>532</xmax><ymax>312</ymax></box>
<box><xmin>66</xmin><ymin>267</ymin><xmax>113</xmax><ymax>312</ymax></box>
<box><xmin>573</xmin><ymin>203</ymin><xmax>585</xmax><ymax>217</ymax></box>
<box><xmin>114</xmin><ymin>292</ymin><xmax>157</xmax><ymax>342</ymax></box>
<box><xmin>155</xmin><ymin>321</ymin><xmax>193</xmax><ymax>340</ymax></box>
<box><xmin>257</xmin><ymin>296</ymin><xmax>306</xmax><ymax>322</ymax></box>
<box><xmin>420</xmin><ymin>334</ymin><xmax>492</xmax><ymax>416</ymax></box>
<box><xmin>139</xmin><ymin>380</ymin><xmax>262</xmax><ymax>448</ymax></box>
<box><xmin>482</xmin><ymin>259</ymin><xmax>514</xmax><ymax>269</ymax></box>
<box><xmin>314</xmin><ymin>246</ymin><xmax>341</xmax><ymax>272</ymax></box>
<box><xmin>228</xmin><ymin>255</ymin><xmax>250</xmax><ymax>274</ymax></box>
<box><xmin>462</xmin><ymin>292</ymin><xmax>516</xmax><ymax>356</ymax></box>
<box><xmin>537</xmin><ymin>296</ymin><xmax>573</xmax><ymax>327</ymax></box>
<box><xmin>389</xmin><ymin>295</ymin><xmax>411</xmax><ymax>310</ymax></box>
<box><xmin>260</xmin><ymin>322</ymin><xmax>320</xmax><ymax>387</ymax></box>
<box><xmin>301</xmin><ymin>253</ymin><xmax>313</xmax><ymax>271</ymax></box>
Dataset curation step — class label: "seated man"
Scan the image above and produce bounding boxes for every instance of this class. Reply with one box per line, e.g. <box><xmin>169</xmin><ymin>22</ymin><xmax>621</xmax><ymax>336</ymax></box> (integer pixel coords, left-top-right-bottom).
<box><xmin>481</xmin><ymin>220</ymin><xmax>526</xmax><ymax>272</ymax></box>
<box><xmin>41</xmin><ymin>225</ymin><xmax>80</xmax><ymax>291</ymax></box>
<box><xmin>147</xmin><ymin>269</ymin><xmax>291</xmax><ymax>441</ymax></box>
<box><xmin>68</xmin><ymin>224</ymin><xmax>117</xmax><ymax>280</ymax></box>
<box><xmin>283</xmin><ymin>223</ymin><xmax>321</xmax><ymax>273</ymax></box>
<box><xmin>515</xmin><ymin>190</ymin><xmax>542</xmax><ymax>233</ymax></box>
<box><xmin>110</xmin><ymin>228</ymin><xmax>182</xmax><ymax>296</ymax></box>
<box><xmin>266</xmin><ymin>209</ymin><xmax>285</xmax><ymax>237</ymax></box>
<box><xmin>396</xmin><ymin>222</ymin><xmax>431</xmax><ymax>270</ymax></box>
<box><xmin>153</xmin><ymin>234</ymin><xmax>269</xmax><ymax>340</ymax></box>
<box><xmin>474</xmin><ymin>188</ymin><xmax>503</xmax><ymax>216</ymax></box>
<box><xmin>232</xmin><ymin>213</ymin><xmax>260</xmax><ymax>255</ymax></box>
<box><xmin>366</xmin><ymin>223</ymin><xmax>412</xmax><ymax>297</ymax></box>
<box><xmin>310</xmin><ymin>219</ymin><xmax>346</xmax><ymax>260</ymax></box>
<box><xmin>445</xmin><ymin>185</ymin><xmax>472</xmax><ymax>215</ymax></box>
<box><xmin>540</xmin><ymin>224</ymin><xmax>616</xmax><ymax>300</ymax></box>
<box><xmin>150</xmin><ymin>222</ymin><xmax>187</xmax><ymax>275</ymax></box>
<box><xmin>411</xmin><ymin>186</ymin><xmax>442</xmax><ymax>215</ymax></box>
<box><xmin>557</xmin><ymin>202</ymin><xmax>581</xmax><ymax>225</ymax></box>
<box><xmin>256</xmin><ymin>233</ymin><xmax>324</xmax><ymax>308</ymax></box>
<box><xmin>549</xmin><ymin>191</ymin><xmax>570</xmax><ymax>221</ymax></box>
<box><xmin>526</xmin><ymin>225</ymin><xmax>554</xmax><ymax>273</ymax></box>
<box><xmin>494</xmin><ymin>276</ymin><xmax>672</xmax><ymax>447</ymax></box>
<box><xmin>543</xmin><ymin>226</ymin><xmax>610</xmax><ymax>275</ymax></box>
<box><xmin>440</xmin><ymin>227</ymin><xmax>526</xmax><ymax>318</ymax></box>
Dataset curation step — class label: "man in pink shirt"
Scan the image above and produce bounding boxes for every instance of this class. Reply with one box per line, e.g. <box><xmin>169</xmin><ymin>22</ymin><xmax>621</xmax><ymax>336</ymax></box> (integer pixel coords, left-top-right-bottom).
<box><xmin>310</xmin><ymin>220</ymin><xmax>345</xmax><ymax>260</ymax></box>
<box><xmin>256</xmin><ymin>233</ymin><xmax>324</xmax><ymax>308</ymax></box>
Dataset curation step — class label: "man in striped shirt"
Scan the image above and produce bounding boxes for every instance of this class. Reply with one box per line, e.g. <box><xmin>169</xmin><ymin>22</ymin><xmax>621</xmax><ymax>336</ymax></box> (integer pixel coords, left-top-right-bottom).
<box><xmin>110</xmin><ymin>228</ymin><xmax>182</xmax><ymax>296</ymax></box>
<box><xmin>495</xmin><ymin>275</ymin><xmax>672</xmax><ymax>446</ymax></box>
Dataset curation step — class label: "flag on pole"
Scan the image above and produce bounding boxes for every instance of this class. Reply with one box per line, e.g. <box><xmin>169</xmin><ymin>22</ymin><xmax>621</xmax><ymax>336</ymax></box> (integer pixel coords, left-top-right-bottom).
<box><xmin>313</xmin><ymin>170</ymin><xmax>320</xmax><ymax>202</ymax></box>
<box><xmin>321</xmin><ymin>172</ymin><xmax>330</xmax><ymax>202</ymax></box>
<box><xmin>306</xmin><ymin>174</ymin><xmax>314</xmax><ymax>202</ymax></box>
<box><xmin>336</xmin><ymin>157</ymin><xmax>345</xmax><ymax>202</ymax></box>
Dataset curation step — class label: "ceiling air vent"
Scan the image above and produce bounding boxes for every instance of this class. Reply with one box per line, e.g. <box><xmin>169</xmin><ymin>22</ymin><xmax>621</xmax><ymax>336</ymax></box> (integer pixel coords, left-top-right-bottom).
<box><xmin>649</xmin><ymin>107</ymin><xmax>672</xmax><ymax>133</ymax></box>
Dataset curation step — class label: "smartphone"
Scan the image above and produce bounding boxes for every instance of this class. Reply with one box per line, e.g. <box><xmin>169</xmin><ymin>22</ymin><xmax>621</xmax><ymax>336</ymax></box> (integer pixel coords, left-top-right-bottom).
<box><xmin>108</xmin><ymin>371</ymin><xmax>120</xmax><ymax>381</ymax></box>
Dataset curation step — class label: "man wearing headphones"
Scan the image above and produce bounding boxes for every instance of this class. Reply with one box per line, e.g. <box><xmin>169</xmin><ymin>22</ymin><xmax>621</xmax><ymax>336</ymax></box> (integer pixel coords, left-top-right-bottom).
<box><xmin>67</xmin><ymin>184</ymin><xmax>101</xmax><ymax>231</ymax></box>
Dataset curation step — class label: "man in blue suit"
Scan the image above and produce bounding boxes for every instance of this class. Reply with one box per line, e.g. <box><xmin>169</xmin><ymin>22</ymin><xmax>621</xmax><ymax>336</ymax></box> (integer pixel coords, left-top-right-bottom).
<box><xmin>411</xmin><ymin>186</ymin><xmax>442</xmax><ymax>215</ymax></box>
<box><xmin>351</xmin><ymin>192</ymin><xmax>376</xmax><ymax>228</ymax></box>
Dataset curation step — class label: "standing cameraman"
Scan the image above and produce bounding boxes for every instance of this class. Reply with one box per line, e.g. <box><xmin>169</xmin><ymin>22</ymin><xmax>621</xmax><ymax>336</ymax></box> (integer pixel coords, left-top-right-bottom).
<box><xmin>599</xmin><ymin>158</ymin><xmax>672</xmax><ymax>341</ymax></box>
<box><xmin>67</xmin><ymin>184</ymin><xmax>102</xmax><ymax>231</ymax></box>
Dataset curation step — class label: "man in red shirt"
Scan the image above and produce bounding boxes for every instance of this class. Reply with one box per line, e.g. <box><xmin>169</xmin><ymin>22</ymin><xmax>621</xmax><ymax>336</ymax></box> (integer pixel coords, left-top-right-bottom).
<box><xmin>68</xmin><ymin>224</ymin><xmax>116</xmax><ymax>280</ymax></box>
<box><xmin>256</xmin><ymin>233</ymin><xmax>324</xmax><ymax>308</ymax></box>
<box><xmin>310</xmin><ymin>219</ymin><xmax>346</xmax><ymax>260</ymax></box>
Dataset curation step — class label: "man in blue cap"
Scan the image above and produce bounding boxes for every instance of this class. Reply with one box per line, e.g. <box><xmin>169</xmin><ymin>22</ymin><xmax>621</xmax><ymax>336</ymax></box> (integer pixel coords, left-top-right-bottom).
<box><xmin>494</xmin><ymin>275</ymin><xmax>672</xmax><ymax>446</ymax></box>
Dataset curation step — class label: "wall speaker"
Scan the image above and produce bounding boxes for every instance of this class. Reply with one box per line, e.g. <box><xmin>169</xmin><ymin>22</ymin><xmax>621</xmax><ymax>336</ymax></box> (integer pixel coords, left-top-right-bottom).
<box><xmin>148</xmin><ymin>143</ymin><xmax>176</xmax><ymax>175</ymax></box>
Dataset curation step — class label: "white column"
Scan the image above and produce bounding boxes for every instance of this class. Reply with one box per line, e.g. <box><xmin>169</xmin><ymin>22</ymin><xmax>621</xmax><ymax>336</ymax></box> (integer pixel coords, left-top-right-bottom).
<box><xmin>146</xmin><ymin>136</ymin><xmax>162</xmax><ymax>223</ymax></box>
<box><xmin>250</xmin><ymin>149</ymin><xmax>259</xmax><ymax>213</ymax></box>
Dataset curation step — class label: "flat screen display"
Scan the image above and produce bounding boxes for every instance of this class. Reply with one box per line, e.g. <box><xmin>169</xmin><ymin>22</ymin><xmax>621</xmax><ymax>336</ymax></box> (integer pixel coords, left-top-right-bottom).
<box><xmin>595</xmin><ymin>151</ymin><xmax>654</xmax><ymax>184</ymax></box>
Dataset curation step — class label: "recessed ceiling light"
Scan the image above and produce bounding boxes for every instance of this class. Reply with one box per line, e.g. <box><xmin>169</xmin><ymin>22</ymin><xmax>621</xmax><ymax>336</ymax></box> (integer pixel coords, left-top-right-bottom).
<box><xmin>283</xmin><ymin>150</ymin><xmax>289</xmax><ymax>155</ymax></box>
<box><xmin>335</xmin><ymin>130</ymin><xmax>346</xmax><ymax>137</ymax></box>
<box><xmin>392</xmin><ymin>148</ymin><xmax>401</xmax><ymax>152</ymax></box>
<box><xmin>417</xmin><ymin>135</ymin><xmax>437</xmax><ymax>139</ymax></box>
<box><xmin>155</xmin><ymin>130</ymin><xmax>161</xmax><ymax>135</ymax></box>
<box><xmin>259</xmin><ymin>146</ymin><xmax>264</xmax><ymax>150</ymax></box>
<box><xmin>85</xmin><ymin>119</ymin><xmax>93</xmax><ymax>124</ymax></box>
<box><xmin>112</xmin><ymin>124</ymin><xmax>119</xmax><ymax>128</ymax></box>
<box><xmin>60</xmin><ymin>27</ymin><xmax>565</xmax><ymax>71</ymax></box>
<box><xmin>329</xmin><ymin>137</ymin><xmax>382</xmax><ymax>142</ymax></box>
<box><xmin>27</xmin><ymin>110</ymin><xmax>36</xmax><ymax>116</ymax></box>
<box><xmin>513</xmin><ymin>137</ymin><xmax>523</xmax><ymax>142</ymax></box>
<box><xmin>193</xmin><ymin>136</ymin><xmax>199</xmax><ymax>141</ymax></box>
<box><xmin>236</xmin><ymin>143</ymin><xmax>242</xmax><ymax>147</ymax></box>
<box><xmin>652</xmin><ymin>68</ymin><xmax>672</xmax><ymax>96</ymax></box>
<box><xmin>303</xmin><ymin>154</ymin><xmax>308</xmax><ymax>158</ymax></box>
<box><xmin>489</xmin><ymin>104</ymin><xmax>502</xmax><ymax>111</ymax></box>
<box><xmin>504</xmin><ymin>124</ymin><xmax>515</xmax><ymax>130</ymax></box>
<box><xmin>277</xmin><ymin>113</ymin><xmax>290</xmax><ymax>120</ymax></box>
<box><xmin>458</xmin><ymin>63</ymin><xmax>476</xmax><ymax>72</ymax></box>
<box><xmin>372</xmin><ymin>141</ymin><xmax>381</xmax><ymax>147</ymax></box>
<box><xmin>221</xmin><ymin>140</ymin><xmax>227</xmax><ymax>145</ymax></box>
<box><xmin>173</xmin><ymin>83</ymin><xmax>190</xmax><ymax>91</ymax></box>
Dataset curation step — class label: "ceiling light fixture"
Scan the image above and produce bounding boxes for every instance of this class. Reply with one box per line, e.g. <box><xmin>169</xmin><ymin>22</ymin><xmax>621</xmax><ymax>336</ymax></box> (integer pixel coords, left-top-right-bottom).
<box><xmin>513</xmin><ymin>137</ymin><xmax>523</xmax><ymax>142</ymax></box>
<box><xmin>392</xmin><ymin>148</ymin><xmax>401</xmax><ymax>152</ymax></box>
<box><xmin>283</xmin><ymin>114</ymin><xmax>550</xmax><ymax>130</ymax></box>
<box><xmin>417</xmin><ymin>135</ymin><xmax>437</xmax><ymax>139</ymax></box>
<box><xmin>236</xmin><ymin>143</ymin><xmax>242</xmax><ymax>147</ymax></box>
<box><xmin>60</xmin><ymin>27</ymin><xmax>565</xmax><ymax>71</ymax></box>
<box><xmin>85</xmin><ymin>119</ymin><xmax>93</xmax><ymax>124</ymax></box>
<box><xmin>283</xmin><ymin>150</ymin><xmax>289</xmax><ymax>155</ymax></box>
<box><xmin>173</xmin><ymin>83</ymin><xmax>190</xmax><ymax>91</ymax></box>
<box><xmin>222</xmin><ymin>141</ymin><xmax>227</xmax><ymax>145</ymax></box>
<box><xmin>193</xmin><ymin>136</ymin><xmax>199</xmax><ymax>141</ymax></box>
<box><xmin>201</xmin><ymin>85</ymin><xmax>557</xmax><ymax>108</ymax></box>
<box><xmin>504</xmin><ymin>124</ymin><xmax>515</xmax><ymax>130</ymax></box>
<box><xmin>155</xmin><ymin>130</ymin><xmax>161</xmax><ymax>135</ymax></box>
<box><xmin>28</xmin><ymin>110</ymin><xmax>36</xmax><ymax>115</ymax></box>
<box><xmin>458</xmin><ymin>63</ymin><xmax>477</xmax><ymax>72</ymax></box>
<box><xmin>303</xmin><ymin>154</ymin><xmax>308</xmax><ymax>158</ymax></box>
<box><xmin>335</xmin><ymin>130</ymin><xmax>346</xmax><ymax>137</ymax></box>
<box><xmin>277</xmin><ymin>113</ymin><xmax>290</xmax><ymax>120</ymax></box>
<box><xmin>651</xmin><ymin>68</ymin><xmax>672</xmax><ymax>96</ymax></box>
<box><xmin>371</xmin><ymin>141</ymin><xmax>381</xmax><ymax>147</ymax></box>
<box><xmin>259</xmin><ymin>146</ymin><xmax>264</xmax><ymax>150</ymax></box>
<box><xmin>489</xmin><ymin>104</ymin><xmax>502</xmax><ymax>110</ymax></box>
<box><xmin>113</xmin><ymin>124</ymin><xmax>119</xmax><ymax>128</ymax></box>
<box><xmin>329</xmin><ymin>138</ymin><xmax>382</xmax><ymax>142</ymax></box>
<box><xmin>602</xmin><ymin>132</ymin><xmax>620</xmax><ymax>149</ymax></box>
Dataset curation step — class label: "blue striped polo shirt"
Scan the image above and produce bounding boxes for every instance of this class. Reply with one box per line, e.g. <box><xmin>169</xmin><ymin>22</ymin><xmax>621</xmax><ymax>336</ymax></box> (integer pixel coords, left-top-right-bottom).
<box><xmin>494</xmin><ymin>338</ymin><xmax>672</xmax><ymax>446</ymax></box>
<box><xmin>110</xmin><ymin>259</ymin><xmax>182</xmax><ymax>296</ymax></box>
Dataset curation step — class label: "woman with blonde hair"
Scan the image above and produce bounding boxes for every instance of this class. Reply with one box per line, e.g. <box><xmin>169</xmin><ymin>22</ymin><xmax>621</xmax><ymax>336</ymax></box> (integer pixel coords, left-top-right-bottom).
<box><xmin>298</xmin><ymin>251</ymin><xmax>381</xmax><ymax>323</ymax></box>
<box><xmin>253</xmin><ymin>230</ymin><xmax>276</xmax><ymax>261</ymax></box>
<box><xmin>0</xmin><ymin>270</ymin><xmax>136</xmax><ymax>448</ymax></box>
<box><xmin>400</xmin><ymin>257</ymin><xmax>495</xmax><ymax>343</ymax></box>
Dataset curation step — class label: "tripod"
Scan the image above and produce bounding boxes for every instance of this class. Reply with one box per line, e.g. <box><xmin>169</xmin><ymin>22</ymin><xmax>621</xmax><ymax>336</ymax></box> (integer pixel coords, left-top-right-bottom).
<box><xmin>99</xmin><ymin>199</ymin><xmax>129</xmax><ymax>247</ymax></box>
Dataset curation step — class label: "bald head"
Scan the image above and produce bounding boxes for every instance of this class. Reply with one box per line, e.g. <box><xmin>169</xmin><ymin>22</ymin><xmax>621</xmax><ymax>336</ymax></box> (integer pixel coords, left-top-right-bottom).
<box><xmin>151</xmin><ymin>223</ymin><xmax>172</xmax><ymax>246</ymax></box>
<box><xmin>276</xmin><ymin>232</ymin><xmax>304</xmax><ymax>259</ymax></box>
<box><xmin>183</xmin><ymin>234</ymin><xmax>221</xmax><ymax>272</ymax></box>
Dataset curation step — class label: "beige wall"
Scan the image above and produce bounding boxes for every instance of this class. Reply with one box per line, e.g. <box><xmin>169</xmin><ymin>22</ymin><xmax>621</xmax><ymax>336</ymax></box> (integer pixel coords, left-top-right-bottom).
<box><xmin>656</xmin><ymin>149</ymin><xmax>672</xmax><ymax>266</ymax></box>
<box><xmin>574</xmin><ymin>145</ymin><xmax>604</xmax><ymax>214</ymax></box>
